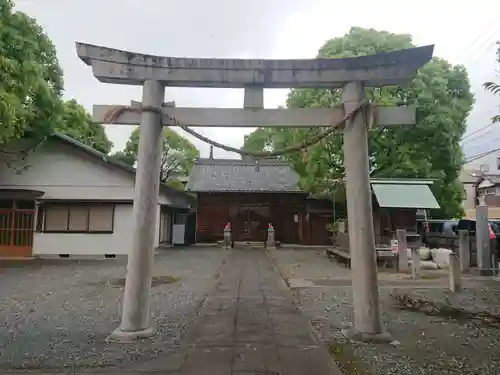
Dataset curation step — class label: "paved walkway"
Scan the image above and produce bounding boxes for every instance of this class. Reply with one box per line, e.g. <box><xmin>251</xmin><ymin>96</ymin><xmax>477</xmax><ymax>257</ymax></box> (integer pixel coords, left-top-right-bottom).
<box><xmin>121</xmin><ymin>249</ymin><xmax>341</xmax><ymax>374</ymax></box>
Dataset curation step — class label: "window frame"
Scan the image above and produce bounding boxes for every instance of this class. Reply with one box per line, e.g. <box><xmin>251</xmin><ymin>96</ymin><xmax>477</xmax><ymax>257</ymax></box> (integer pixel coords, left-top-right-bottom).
<box><xmin>41</xmin><ymin>202</ymin><xmax>115</xmax><ymax>234</ymax></box>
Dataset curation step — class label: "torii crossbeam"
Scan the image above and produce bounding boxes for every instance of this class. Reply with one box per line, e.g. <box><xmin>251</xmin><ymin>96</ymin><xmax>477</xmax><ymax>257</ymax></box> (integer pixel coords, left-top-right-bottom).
<box><xmin>76</xmin><ymin>42</ymin><xmax>433</xmax><ymax>343</ymax></box>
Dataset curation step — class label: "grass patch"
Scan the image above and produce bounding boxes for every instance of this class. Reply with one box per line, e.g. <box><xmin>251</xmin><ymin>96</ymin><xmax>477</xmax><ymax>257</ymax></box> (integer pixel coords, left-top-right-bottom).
<box><xmin>420</xmin><ymin>274</ymin><xmax>441</xmax><ymax>280</ymax></box>
<box><xmin>96</xmin><ymin>275</ymin><xmax>180</xmax><ymax>288</ymax></box>
<box><xmin>328</xmin><ymin>342</ymin><xmax>372</xmax><ymax>375</ymax></box>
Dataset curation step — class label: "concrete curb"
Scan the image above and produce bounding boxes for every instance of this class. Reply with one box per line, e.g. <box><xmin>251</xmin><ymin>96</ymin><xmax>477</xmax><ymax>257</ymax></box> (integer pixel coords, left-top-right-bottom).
<box><xmin>264</xmin><ymin>248</ymin><xmax>343</xmax><ymax>375</ymax></box>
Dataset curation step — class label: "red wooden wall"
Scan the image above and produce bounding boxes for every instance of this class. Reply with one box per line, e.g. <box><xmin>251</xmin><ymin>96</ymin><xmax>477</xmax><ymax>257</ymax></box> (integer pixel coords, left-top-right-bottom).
<box><xmin>195</xmin><ymin>192</ymin><xmax>307</xmax><ymax>244</ymax></box>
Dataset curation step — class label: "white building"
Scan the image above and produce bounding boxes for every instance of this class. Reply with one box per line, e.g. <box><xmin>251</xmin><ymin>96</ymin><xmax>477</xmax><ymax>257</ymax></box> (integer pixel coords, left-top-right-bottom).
<box><xmin>465</xmin><ymin>148</ymin><xmax>500</xmax><ymax>175</ymax></box>
<box><xmin>460</xmin><ymin>148</ymin><xmax>500</xmax><ymax>219</ymax></box>
<box><xmin>0</xmin><ymin>133</ymin><xmax>195</xmax><ymax>258</ymax></box>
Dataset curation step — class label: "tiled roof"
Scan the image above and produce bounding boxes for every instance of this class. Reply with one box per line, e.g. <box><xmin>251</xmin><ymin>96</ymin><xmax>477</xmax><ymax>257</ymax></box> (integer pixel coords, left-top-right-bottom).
<box><xmin>185</xmin><ymin>158</ymin><xmax>304</xmax><ymax>193</ymax></box>
<box><xmin>52</xmin><ymin>133</ymin><xmax>195</xmax><ymax>208</ymax></box>
<box><xmin>460</xmin><ymin>169</ymin><xmax>500</xmax><ymax>185</ymax></box>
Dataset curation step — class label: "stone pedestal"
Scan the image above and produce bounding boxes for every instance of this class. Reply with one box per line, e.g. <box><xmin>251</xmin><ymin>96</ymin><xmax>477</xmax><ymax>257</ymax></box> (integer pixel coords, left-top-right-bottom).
<box><xmin>458</xmin><ymin>230</ymin><xmax>470</xmax><ymax>273</ymax></box>
<box><xmin>266</xmin><ymin>225</ymin><xmax>276</xmax><ymax>249</ymax></box>
<box><xmin>396</xmin><ymin>229</ymin><xmax>409</xmax><ymax>272</ymax></box>
<box><xmin>223</xmin><ymin>229</ymin><xmax>231</xmax><ymax>249</ymax></box>
<box><xmin>411</xmin><ymin>248</ymin><xmax>421</xmax><ymax>280</ymax></box>
<box><xmin>341</xmin><ymin>327</ymin><xmax>397</xmax><ymax>345</ymax></box>
<box><xmin>476</xmin><ymin>204</ymin><xmax>492</xmax><ymax>273</ymax></box>
<box><xmin>449</xmin><ymin>252</ymin><xmax>461</xmax><ymax>292</ymax></box>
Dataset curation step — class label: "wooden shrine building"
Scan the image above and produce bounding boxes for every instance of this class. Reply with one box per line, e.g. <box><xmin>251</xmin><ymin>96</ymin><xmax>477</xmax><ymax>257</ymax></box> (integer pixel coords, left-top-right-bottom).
<box><xmin>369</xmin><ymin>178</ymin><xmax>440</xmax><ymax>240</ymax></box>
<box><xmin>335</xmin><ymin>178</ymin><xmax>441</xmax><ymax>248</ymax></box>
<box><xmin>185</xmin><ymin>158</ymin><xmax>333</xmax><ymax>245</ymax></box>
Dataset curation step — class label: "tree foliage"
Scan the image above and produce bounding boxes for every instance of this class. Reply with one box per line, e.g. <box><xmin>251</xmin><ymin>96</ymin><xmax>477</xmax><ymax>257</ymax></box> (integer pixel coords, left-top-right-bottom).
<box><xmin>0</xmin><ymin>0</ymin><xmax>63</xmax><ymax>145</ymax></box>
<box><xmin>58</xmin><ymin>100</ymin><xmax>112</xmax><ymax>154</ymax></box>
<box><xmin>243</xmin><ymin>27</ymin><xmax>474</xmax><ymax>218</ymax></box>
<box><xmin>109</xmin><ymin>150</ymin><xmax>135</xmax><ymax>166</ymax></box>
<box><xmin>483</xmin><ymin>42</ymin><xmax>500</xmax><ymax>124</ymax></box>
<box><xmin>121</xmin><ymin>127</ymin><xmax>199</xmax><ymax>186</ymax></box>
<box><xmin>0</xmin><ymin>1</ymin><xmax>112</xmax><ymax>158</ymax></box>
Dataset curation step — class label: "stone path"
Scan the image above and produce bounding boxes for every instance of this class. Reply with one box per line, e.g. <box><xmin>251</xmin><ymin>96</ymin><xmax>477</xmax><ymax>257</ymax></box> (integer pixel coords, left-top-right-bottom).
<box><xmin>114</xmin><ymin>249</ymin><xmax>341</xmax><ymax>374</ymax></box>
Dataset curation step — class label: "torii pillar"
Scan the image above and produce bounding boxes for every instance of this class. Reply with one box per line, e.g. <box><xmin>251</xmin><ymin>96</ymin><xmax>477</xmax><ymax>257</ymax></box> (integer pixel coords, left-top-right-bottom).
<box><xmin>77</xmin><ymin>42</ymin><xmax>433</xmax><ymax>342</ymax></box>
<box><xmin>342</xmin><ymin>82</ymin><xmax>384</xmax><ymax>339</ymax></box>
<box><xmin>110</xmin><ymin>80</ymin><xmax>165</xmax><ymax>341</ymax></box>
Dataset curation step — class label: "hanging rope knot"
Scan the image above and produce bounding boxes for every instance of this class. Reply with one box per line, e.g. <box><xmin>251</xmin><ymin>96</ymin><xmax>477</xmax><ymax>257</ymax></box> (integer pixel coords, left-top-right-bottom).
<box><xmin>103</xmin><ymin>104</ymin><xmax>164</xmax><ymax>124</ymax></box>
<box><xmin>102</xmin><ymin>99</ymin><xmax>369</xmax><ymax>159</ymax></box>
<box><xmin>366</xmin><ymin>102</ymin><xmax>376</xmax><ymax>129</ymax></box>
<box><xmin>302</xmin><ymin>148</ymin><xmax>308</xmax><ymax>162</ymax></box>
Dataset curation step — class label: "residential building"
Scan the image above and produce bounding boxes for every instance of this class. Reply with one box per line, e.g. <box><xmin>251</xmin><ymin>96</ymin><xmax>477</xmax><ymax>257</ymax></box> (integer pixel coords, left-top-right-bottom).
<box><xmin>460</xmin><ymin>169</ymin><xmax>500</xmax><ymax>219</ymax></box>
<box><xmin>465</xmin><ymin>148</ymin><xmax>500</xmax><ymax>175</ymax></box>
<box><xmin>0</xmin><ymin>133</ymin><xmax>195</xmax><ymax>258</ymax></box>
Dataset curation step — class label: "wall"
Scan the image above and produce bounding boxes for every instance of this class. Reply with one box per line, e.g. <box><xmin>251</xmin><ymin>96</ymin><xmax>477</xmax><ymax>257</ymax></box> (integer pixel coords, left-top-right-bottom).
<box><xmin>196</xmin><ymin>192</ymin><xmax>306</xmax><ymax>243</ymax></box>
<box><xmin>159</xmin><ymin>208</ymin><xmax>173</xmax><ymax>245</ymax></box>
<box><xmin>302</xmin><ymin>213</ymin><xmax>332</xmax><ymax>245</ymax></box>
<box><xmin>465</xmin><ymin>150</ymin><xmax>500</xmax><ymax>175</ymax></box>
<box><xmin>0</xmin><ymin>140</ymin><xmax>135</xmax><ymax>200</ymax></box>
<box><xmin>33</xmin><ymin>204</ymin><xmax>162</xmax><ymax>256</ymax></box>
<box><xmin>33</xmin><ymin>204</ymin><xmax>132</xmax><ymax>256</ymax></box>
<box><xmin>0</xmin><ymin>139</ymin><xmax>170</xmax><ymax>255</ymax></box>
<box><xmin>463</xmin><ymin>183</ymin><xmax>476</xmax><ymax>210</ymax></box>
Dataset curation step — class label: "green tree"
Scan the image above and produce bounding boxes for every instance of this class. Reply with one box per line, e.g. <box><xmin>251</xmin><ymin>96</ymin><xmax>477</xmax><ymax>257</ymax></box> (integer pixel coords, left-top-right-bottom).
<box><xmin>1</xmin><ymin>1</ymin><xmax>111</xmax><ymax>161</ymax></box>
<box><xmin>0</xmin><ymin>0</ymin><xmax>63</xmax><ymax>147</ymax></box>
<box><xmin>243</xmin><ymin>27</ymin><xmax>474</xmax><ymax>218</ymax></box>
<box><xmin>483</xmin><ymin>42</ymin><xmax>500</xmax><ymax>124</ymax></box>
<box><xmin>57</xmin><ymin>99</ymin><xmax>112</xmax><ymax>154</ymax></box>
<box><xmin>109</xmin><ymin>150</ymin><xmax>135</xmax><ymax>166</ymax></box>
<box><xmin>122</xmin><ymin>127</ymin><xmax>199</xmax><ymax>184</ymax></box>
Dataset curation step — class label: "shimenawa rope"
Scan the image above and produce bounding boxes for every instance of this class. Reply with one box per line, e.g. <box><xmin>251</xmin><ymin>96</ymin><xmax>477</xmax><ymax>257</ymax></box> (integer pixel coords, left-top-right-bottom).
<box><xmin>103</xmin><ymin>100</ymin><xmax>371</xmax><ymax>159</ymax></box>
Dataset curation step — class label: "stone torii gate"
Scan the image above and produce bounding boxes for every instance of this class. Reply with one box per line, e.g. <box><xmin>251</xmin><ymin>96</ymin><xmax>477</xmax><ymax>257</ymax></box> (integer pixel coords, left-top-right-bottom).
<box><xmin>76</xmin><ymin>42</ymin><xmax>433</xmax><ymax>342</ymax></box>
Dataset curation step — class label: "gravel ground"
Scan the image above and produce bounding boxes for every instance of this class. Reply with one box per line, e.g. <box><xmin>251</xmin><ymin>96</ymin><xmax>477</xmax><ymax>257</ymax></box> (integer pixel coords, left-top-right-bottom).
<box><xmin>0</xmin><ymin>248</ymin><xmax>228</xmax><ymax>371</ymax></box>
<box><xmin>270</xmin><ymin>249</ymin><xmax>500</xmax><ymax>375</ymax></box>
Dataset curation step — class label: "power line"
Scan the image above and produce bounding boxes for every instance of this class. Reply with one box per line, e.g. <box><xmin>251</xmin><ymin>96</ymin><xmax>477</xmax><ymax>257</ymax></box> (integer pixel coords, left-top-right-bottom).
<box><xmin>461</xmin><ymin>128</ymin><xmax>500</xmax><ymax>152</ymax></box>
<box><xmin>459</xmin><ymin>15</ymin><xmax>500</xmax><ymax>151</ymax></box>
<box><xmin>462</xmin><ymin>133</ymin><xmax>497</xmax><ymax>150</ymax></box>
<box><xmin>459</xmin><ymin>14</ymin><xmax>500</xmax><ymax>63</ymax></box>
<box><xmin>464</xmin><ymin>16</ymin><xmax>500</xmax><ymax>66</ymax></box>
<box><xmin>465</xmin><ymin>135</ymin><xmax>500</xmax><ymax>150</ymax></box>
<box><xmin>468</xmin><ymin>35</ymin><xmax>500</xmax><ymax>66</ymax></box>
<box><xmin>464</xmin><ymin>137</ymin><xmax>500</xmax><ymax>158</ymax></box>
<box><xmin>461</xmin><ymin>123</ymin><xmax>496</xmax><ymax>142</ymax></box>
<box><xmin>465</xmin><ymin>147</ymin><xmax>500</xmax><ymax>164</ymax></box>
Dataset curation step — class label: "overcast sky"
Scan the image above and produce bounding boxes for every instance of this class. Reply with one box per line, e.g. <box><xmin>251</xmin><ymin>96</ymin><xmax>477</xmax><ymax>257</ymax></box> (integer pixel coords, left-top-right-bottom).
<box><xmin>14</xmin><ymin>0</ymin><xmax>500</xmax><ymax>159</ymax></box>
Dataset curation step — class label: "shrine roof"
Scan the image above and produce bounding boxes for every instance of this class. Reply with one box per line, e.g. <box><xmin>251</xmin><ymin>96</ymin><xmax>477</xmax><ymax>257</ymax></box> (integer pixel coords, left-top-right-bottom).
<box><xmin>185</xmin><ymin>158</ymin><xmax>304</xmax><ymax>193</ymax></box>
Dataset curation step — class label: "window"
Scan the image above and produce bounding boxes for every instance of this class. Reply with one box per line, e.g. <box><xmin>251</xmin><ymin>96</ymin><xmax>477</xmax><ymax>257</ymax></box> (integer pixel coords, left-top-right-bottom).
<box><xmin>480</xmin><ymin>164</ymin><xmax>490</xmax><ymax>173</ymax></box>
<box><xmin>486</xmin><ymin>187</ymin><xmax>497</xmax><ymax>195</ymax></box>
<box><xmin>173</xmin><ymin>213</ymin><xmax>187</xmax><ymax>225</ymax></box>
<box><xmin>497</xmin><ymin>157</ymin><xmax>500</xmax><ymax>170</ymax></box>
<box><xmin>42</xmin><ymin>204</ymin><xmax>115</xmax><ymax>233</ymax></box>
<box><xmin>428</xmin><ymin>222</ymin><xmax>444</xmax><ymax>233</ymax></box>
<box><xmin>0</xmin><ymin>200</ymin><xmax>14</xmax><ymax>209</ymax></box>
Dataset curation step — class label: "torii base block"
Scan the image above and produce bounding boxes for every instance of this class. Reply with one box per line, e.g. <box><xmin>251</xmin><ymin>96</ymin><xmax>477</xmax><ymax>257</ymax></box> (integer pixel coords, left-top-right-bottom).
<box><xmin>341</xmin><ymin>327</ymin><xmax>397</xmax><ymax>345</ymax></box>
<box><xmin>106</xmin><ymin>325</ymin><xmax>156</xmax><ymax>343</ymax></box>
